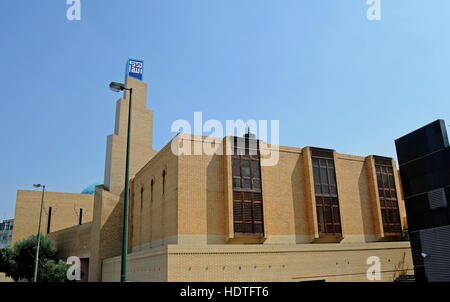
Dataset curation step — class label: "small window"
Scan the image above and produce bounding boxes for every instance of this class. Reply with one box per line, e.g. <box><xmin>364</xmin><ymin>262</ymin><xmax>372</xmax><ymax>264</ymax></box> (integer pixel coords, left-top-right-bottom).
<box><xmin>79</xmin><ymin>209</ymin><xmax>83</xmax><ymax>225</ymax></box>
<box><xmin>150</xmin><ymin>179</ymin><xmax>154</xmax><ymax>203</ymax></box>
<box><xmin>140</xmin><ymin>187</ymin><xmax>144</xmax><ymax>208</ymax></box>
<box><xmin>47</xmin><ymin>207</ymin><xmax>52</xmax><ymax>234</ymax></box>
<box><xmin>162</xmin><ymin>170</ymin><xmax>166</xmax><ymax>195</ymax></box>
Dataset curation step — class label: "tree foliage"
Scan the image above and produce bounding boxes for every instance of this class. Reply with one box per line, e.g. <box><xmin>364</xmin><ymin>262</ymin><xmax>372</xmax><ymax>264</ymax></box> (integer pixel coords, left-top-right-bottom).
<box><xmin>0</xmin><ymin>233</ymin><xmax>70</xmax><ymax>282</ymax></box>
<box><xmin>0</xmin><ymin>247</ymin><xmax>14</xmax><ymax>273</ymax></box>
<box><xmin>39</xmin><ymin>260</ymin><xmax>71</xmax><ymax>282</ymax></box>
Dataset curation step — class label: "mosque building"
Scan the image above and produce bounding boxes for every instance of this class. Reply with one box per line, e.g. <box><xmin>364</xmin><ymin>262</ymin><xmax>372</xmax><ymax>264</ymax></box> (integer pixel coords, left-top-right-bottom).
<box><xmin>11</xmin><ymin>62</ymin><xmax>413</xmax><ymax>282</ymax></box>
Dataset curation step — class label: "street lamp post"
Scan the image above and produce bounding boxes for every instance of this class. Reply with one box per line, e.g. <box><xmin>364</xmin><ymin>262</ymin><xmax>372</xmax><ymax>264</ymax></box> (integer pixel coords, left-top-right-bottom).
<box><xmin>109</xmin><ymin>81</ymin><xmax>133</xmax><ymax>282</ymax></box>
<box><xmin>32</xmin><ymin>184</ymin><xmax>45</xmax><ymax>283</ymax></box>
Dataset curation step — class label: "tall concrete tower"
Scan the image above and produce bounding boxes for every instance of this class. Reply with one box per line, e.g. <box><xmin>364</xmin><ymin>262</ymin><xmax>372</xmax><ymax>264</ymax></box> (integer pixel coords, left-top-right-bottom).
<box><xmin>89</xmin><ymin>66</ymin><xmax>158</xmax><ymax>281</ymax></box>
<box><xmin>104</xmin><ymin>76</ymin><xmax>157</xmax><ymax>194</ymax></box>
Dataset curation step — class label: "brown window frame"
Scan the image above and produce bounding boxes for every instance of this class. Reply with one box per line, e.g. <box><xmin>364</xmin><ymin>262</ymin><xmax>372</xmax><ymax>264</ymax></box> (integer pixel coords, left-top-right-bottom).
<box><xmin>374</xmin><ymin>157</ymin><xmax>402</xmax><ymax>236</ymax></box>
<box><xmin>311</xmin><ymin>148</ymin><xmax>342</xmax><ymax>235</ymax></box>
<box><xmin>233</xmin><ymin>191</ymin><xmax>264</xmax><ymax>236</ymax></box>
<box><xmin>232</xmin><ymin>156</ymin><xmax>261</xmax><ymax>192</ymax></box>
<box><xmin>232</xmin><ymin>137</ymin><xmax>264</xmax><ymax>236</ymax></box>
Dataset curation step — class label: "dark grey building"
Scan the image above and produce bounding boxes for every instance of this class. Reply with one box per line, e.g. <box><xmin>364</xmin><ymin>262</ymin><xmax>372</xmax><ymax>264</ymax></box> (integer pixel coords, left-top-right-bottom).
<box><xmin>395</xmin><ymin>120</ymin><xmax>450</xmax><ymax>282</ymax></box>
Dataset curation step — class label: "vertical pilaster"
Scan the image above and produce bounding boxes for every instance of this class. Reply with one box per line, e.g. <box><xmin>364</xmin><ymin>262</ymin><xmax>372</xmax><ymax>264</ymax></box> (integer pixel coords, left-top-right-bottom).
<box><xmin>302</xmin><ymin>147</ymin><xmax>319</xmax><ymax>241</ymax></box>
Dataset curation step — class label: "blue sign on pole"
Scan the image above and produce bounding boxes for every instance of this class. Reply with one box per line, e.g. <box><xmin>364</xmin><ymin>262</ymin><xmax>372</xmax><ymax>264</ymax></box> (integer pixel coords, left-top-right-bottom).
<box><xmin>127</xmin><ymin>59</ymin><xmax>144</xmax><ymax>81</ymax></box>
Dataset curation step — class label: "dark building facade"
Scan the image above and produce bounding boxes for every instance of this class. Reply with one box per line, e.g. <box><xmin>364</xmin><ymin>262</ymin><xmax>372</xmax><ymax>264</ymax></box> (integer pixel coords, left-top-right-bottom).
<box><xmin>395</xmin><ymin>120</ymin><xmax>450</xmax><ymax>282</ymax></box>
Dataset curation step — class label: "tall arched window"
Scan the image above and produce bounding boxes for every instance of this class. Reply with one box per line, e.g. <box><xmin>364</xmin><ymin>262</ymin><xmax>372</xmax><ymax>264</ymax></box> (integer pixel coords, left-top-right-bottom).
<box><xmin>150</xmin><ymin>179</ymin><xmax>154</xmax><ymax>203</ymax></box>
<box><xmin>162</xmin><ymin>170</ymin><xmax>166</xmax><ymax>196</ymax></box>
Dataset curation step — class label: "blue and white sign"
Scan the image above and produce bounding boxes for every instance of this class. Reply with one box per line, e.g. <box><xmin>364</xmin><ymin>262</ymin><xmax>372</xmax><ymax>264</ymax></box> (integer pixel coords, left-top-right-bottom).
<box><xmin>127</xmin><ymin>59</ymin><xmax>144</xmax><ymax>81</ymax></box>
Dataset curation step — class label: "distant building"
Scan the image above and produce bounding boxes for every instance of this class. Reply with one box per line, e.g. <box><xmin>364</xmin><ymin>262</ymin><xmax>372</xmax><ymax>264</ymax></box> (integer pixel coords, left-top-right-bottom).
<box><xmin>395</xmin><ymin>120</ymin><xmax>450</xmax><ymax>282</ymax></box>
<box><xmin>0</xmin><ymin>219</ymin><xmax>14</xmax><ymax>249</ymax></box>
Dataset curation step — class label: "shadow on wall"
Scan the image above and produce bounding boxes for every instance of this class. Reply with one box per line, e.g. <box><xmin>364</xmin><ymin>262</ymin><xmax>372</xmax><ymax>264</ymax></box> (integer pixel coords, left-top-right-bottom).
<box><xmin>291</xmin><ymin>155</ymin><xmax>309</xmax><ymax>244</ymax></box>
<box><xmin>357</xmin><ymin>167</ymin><xmax>377</xmax><ymax>243</ymax></box>
<box><xmin>206</xmin><ymin>153</ymin><xmax>226</xmax><ymax>244</ymax></box>
<box><xmin>90</xmin><ymin>189</ymin><xmax>124</xmax><ymax>282</ymax></box>
<box><xmin>102</xmin><ymin>190</ymin><xmax>125</xmax><ymax>259</ymax></box>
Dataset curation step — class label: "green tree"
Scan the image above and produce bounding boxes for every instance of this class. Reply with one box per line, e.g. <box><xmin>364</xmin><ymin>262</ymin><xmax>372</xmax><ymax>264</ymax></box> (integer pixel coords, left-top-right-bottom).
<box><xmin>39</xmin><ymin>260</ymin><xmax>71</xmax><ymax>282</ymax></box>
<box><xmin>1</xmin><ymin>233</ymin><xmax>70</xmax><ymax>282</ymax></box>
<box><xmin>0</xmin><ymin>247</ymin><xmax>14</xmax><ymax>273</ymax></box>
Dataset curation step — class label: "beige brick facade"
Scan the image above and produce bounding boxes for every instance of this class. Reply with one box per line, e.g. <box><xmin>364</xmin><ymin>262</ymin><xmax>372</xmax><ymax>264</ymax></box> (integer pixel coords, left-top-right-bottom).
<box><xmin>11</xmin><ymin>190</ymin><xmax>94</xmax><ymax>245</ymax></box>
<box><xmin>100</xmin><ymin>134</ymin><xmax>413</xmax><ymax>282</ymax></box>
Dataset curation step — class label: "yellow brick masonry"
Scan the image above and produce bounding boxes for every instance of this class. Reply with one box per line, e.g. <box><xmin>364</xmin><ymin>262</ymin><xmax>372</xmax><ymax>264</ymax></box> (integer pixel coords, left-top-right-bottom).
<box><xmin>101</xmin><ymin>134</ymin><xmax>413</xmax><ymax>282</ymax></box>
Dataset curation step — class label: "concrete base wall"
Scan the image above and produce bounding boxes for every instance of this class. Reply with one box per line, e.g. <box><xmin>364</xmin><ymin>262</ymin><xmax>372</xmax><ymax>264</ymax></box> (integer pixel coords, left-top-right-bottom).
<box><xmin>102</xmin><ymin>241</ymin><xmax>413</xmax><ymax>282</ymax></box>
<box><xmin>102</xmin><ymin>246</ymin><xmax>169</xmax><ymax>282</ymax></box>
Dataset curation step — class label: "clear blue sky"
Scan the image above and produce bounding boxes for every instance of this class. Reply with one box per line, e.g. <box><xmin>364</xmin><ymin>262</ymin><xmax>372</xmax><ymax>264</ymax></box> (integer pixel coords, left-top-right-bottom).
<box><xmin>1</xmin><ymin>0</ymin><xmax>449</xmax><ymax>219</ymax></box>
